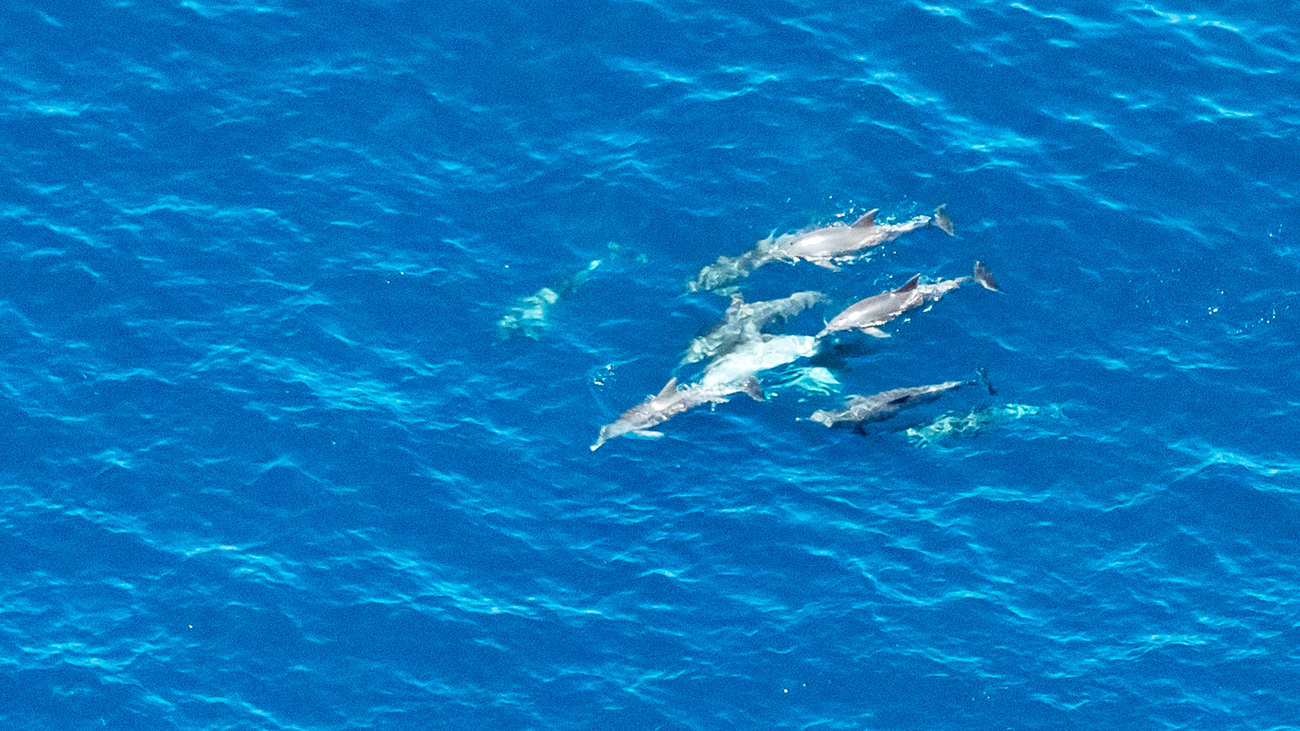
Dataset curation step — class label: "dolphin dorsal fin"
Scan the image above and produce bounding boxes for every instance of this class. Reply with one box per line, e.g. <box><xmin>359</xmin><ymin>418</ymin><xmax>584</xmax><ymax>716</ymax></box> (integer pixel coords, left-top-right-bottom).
<box><xmin>894</xmin><ymin>274</ymin><xmax>921</xmax><ymax>293</ymax></box>
<box><xmin>851</xmin><ymin>209</ymin><xmax>879</xmax><ymax>228</ymax></box>
<box><xmin>656</xmin><ymin>377</ymin><xmax>679</xmax><ymax>399</ymax></box>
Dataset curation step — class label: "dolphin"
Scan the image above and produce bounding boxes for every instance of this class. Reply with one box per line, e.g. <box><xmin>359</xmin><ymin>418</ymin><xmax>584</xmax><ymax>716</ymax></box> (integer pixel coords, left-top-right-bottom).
<box><xmin>808</xmin><ymin>380</ymin><xmax>969</xmax><ymax>428</ymax></box>
<box><xmin>905</xmin><ymin>402</ymin><xmax>1064</xmax><ymax>448</ymax></box>
<box><xmin>498</xmin><ymin>259</ymin><xmax>601</xmax><ymax>339</ymax></box>
<box><xmin>689</xmin><ymin>205</ymin><xmax>953</xmax><ymax>291</ymax></box>
<box><xmin>816</xmin><ymin>261</ymin><xmax>999</xmax><ymax>339</ymax></box>
<box><xmin>591</xmin><ymin>376</ymin><xmax>765</xmax><ymax>451</ymax></box>
<box><xmin>681</xmin><ymin>291</ymin><xmax>824</xmax><ymax>366</ymax></box>
<box><xmin>767</xmin><ymin>204</ymin><xmax>953</xmax><ymax>270</ymax></box>
<box><xmin>699</xmin><ymin>334</ymin><xmax>820</xmax><ymax>390</ymax></box>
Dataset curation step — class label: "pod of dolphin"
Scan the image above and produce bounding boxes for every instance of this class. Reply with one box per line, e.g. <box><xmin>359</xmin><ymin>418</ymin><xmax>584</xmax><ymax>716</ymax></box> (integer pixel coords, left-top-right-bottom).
<box><xmin>591</xmin><ymin>204</ymin><xmax>1003</xmax><ymax>451</ymax></box>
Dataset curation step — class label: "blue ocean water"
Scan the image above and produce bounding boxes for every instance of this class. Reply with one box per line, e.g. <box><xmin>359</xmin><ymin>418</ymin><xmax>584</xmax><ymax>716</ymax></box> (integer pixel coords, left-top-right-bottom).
<box><xmin>2</xmin><ymin>0</ymin><xmax>1298</xmax><ymax>728</ymax></box>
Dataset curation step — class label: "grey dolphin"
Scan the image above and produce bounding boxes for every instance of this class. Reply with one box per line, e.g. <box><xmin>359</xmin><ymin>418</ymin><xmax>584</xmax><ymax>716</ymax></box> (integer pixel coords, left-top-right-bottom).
<box><xmin>768</xmin><ymin>204</ymin><xmax>953</xmax><ymax>270</ymax></box>
<box><xmin>808</xmin><ymin>380</ymin><xmax>968</xmax><ymax>427</ymax></box>
<box><xmin>591</xmin><ymin>376</ymin><xmax>765</xmax><ymax>451</ymax></box>
<box><xmin>816</xmin><ymin>261</ymin><xmax>999</xmax><ymax>339</ymax></box>
<box><xmin>689</xmin><ymin>205</ymin><xmax>953</xmax><ymax>291</ymax></box>
<box><xmin>681</xmin><ymin>290</ymin><xmax>824</xmax><ymax>366</ymax></box>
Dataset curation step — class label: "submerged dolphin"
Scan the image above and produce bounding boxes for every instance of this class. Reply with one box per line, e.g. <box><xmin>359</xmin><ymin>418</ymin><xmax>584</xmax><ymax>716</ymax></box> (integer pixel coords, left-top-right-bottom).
<box><xmin>699</xmin><ymin>334</ymin><xmax>820</xmax><ymax>391</ymax></box>
<box><xmin>688</xmin><ymin>242</ymin><xmax>776</xmax><ymax>293</ymax></box>
<box><xmin>808</xmin><ymin>380</ymin><xmax>969</xmax><ymax>428</ymax></box>
<box><xmin>816</xmin><ymin>261</ymin><xmax>999</xmax><ymax>339</ymax></box>
<box><xmin>905</xmin><ymin>402</ymin><xmax>1064</xmax><ymax>448</ymax></box>
<box><xmin>689</xmin><ymin>205</ymin><xmax>953</xmax><ymax>291</ymax></box>
<box><xmin>591</xmin><ymin>376</ymin><xmax>765</xmax><ymax>451</ymax></box>
<box><xmin>681</xmin><ymin>291</ymin><xmax>824</xmax><ymax>366</ymax></box>
<box><xmin>498</xmin><ymin>260</ymin><xmax>601</xmax><ymax>339</ymax></box>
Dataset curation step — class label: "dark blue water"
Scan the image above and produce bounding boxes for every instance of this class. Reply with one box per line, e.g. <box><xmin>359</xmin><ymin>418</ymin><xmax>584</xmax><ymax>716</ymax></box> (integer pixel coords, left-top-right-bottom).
<box><xmin>3</xmin><ymin>1</ymin><xmax>1298</xmax><ymax>729</ymax></box>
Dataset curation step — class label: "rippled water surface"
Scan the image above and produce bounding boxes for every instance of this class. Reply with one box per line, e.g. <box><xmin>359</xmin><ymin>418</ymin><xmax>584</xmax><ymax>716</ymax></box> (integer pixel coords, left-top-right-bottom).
<box><xmin>2</xmin><ymin>1</ymin><xmax>1298</xmax><ymax>729</ymax></box>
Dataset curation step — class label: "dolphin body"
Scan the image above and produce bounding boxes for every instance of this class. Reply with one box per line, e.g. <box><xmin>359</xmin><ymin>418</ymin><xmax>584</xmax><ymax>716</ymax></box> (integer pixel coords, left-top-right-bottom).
<box><xmin>699</xmin><ymin>334</ymin><xmax>820</xmax><ymax>391</ymax></box>
<box><xmin>905</xmin><ymin>402</ymin><xmax>1064</xmax><ymax>448</ymax></box>
<box><xmin>808</xmin><ymin>380</ymin><xmax>969</xmax><ymax>428</ymax></box>
<box><xmin>591</xmin><ymin>376</ymin><xmax>765</xmax><ymax>451</ymax></box>
<box><xmin>498</xmin><ymin>260</ymin><xmax>601</xmax><ymax>339</ymax></box>
<box><xmin>689</xmin><ymin>205</ymin><xmax>953</xmax><ymax>291</ymax></box>
<box><xmin>816</xmin><ymin>261</ymin><xmax>999</xmax><ymax>339</ymax></box>
<box><xmin>681</xmin><ymin>291</ymin><xmax>824</xmax><ymax>366</ymax></box>
<box><xmin>767</xmin><ymin>205</ymin><xmax>953</xmax><ymax>269</ymax></box>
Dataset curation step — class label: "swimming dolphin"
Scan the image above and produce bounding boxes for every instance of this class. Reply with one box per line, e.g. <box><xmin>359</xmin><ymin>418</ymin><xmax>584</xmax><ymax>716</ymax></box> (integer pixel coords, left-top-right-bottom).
<box><xmin>689</xmin><ymin>205</ymin><xmax>953</xmax><ymax>291</ymax></box>
<box><xmin>767</xmin><ymin>204</ymin><xmax>953</xmax><ymax>270</ymax></box>
<box><xmin>681</xmin><ymin>291</ymin><xmax>824</xmax><ymax>366</ymax></box>
<box><xmin>699</xmin><ymin>334</ymin><xmax>820</xmax><ymax>390</ymax></box>
<box><xmin>808</xmin><ymin>380</ymin><xmax>969</xmax><ymax>428</ymax></box>
<box><xmin>591</xmin><ymin>376</ymin><xmax>765</xmax><ymax>451</ymax></box>
<box><xmin>905</xmin><ymin>402</ymin><xmax>1064</xmax><ymax>448</ymax></box>
<box><xmin>498</xmin><ymin>260</ymin><xmax>601</xmax><ymax>339</ymax></box>
<box><xmin>816</xmin><ymin>261</ymin><xmax>999</xmax><ymax>339</ymax></box>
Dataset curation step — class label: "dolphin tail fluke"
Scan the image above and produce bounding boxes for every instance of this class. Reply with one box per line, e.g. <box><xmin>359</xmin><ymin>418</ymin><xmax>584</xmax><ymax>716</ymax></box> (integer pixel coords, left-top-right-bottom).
<box><xmin>932</xmin><ymin>205</ymin><xmax>955</xmax><ymax>236</ymax></box>
<box><xmin>740</xmin><ymin>376</ymin><xmax>766</xmax><ymax>402</ymax></box>
<box><xmin>971</xmin><ymin>366</ymin><xmax>997</xmax><ymax>396</ymax></box>
<box><xmin>973</xmin><ymin>261</ymin><xmax>1001</xmax><ymax>292</ymax></box>
<box><xmin>689</xmin><ymin>254</ymin><xmax>746</xmax><ymax>291</ymax></box>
